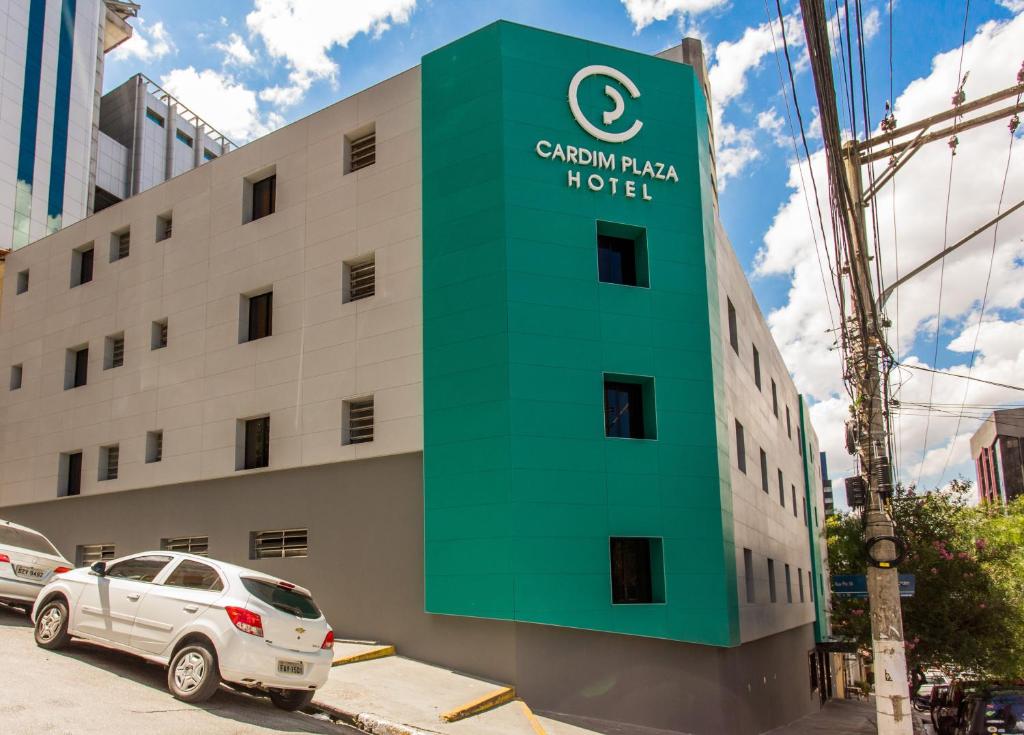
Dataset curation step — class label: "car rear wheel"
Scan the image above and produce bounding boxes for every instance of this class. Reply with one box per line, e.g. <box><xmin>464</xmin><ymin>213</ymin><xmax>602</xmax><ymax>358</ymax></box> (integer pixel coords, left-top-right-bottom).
<box><xmin>34</xmin><ymin>599</ymin><xmax>71</xmax><ymax>650</ymax></box>
<box><xmin>268</xmin><ymin>688</ymin><xmax>315</xmax><ymax>712</ymax></box>
<box><xmin>167</xmin><ymin>643</ymin><xmax>221</xmax><ymax>703</ymax></box>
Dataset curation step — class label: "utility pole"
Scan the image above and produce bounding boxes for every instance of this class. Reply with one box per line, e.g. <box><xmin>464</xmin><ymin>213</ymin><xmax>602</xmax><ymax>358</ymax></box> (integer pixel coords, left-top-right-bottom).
<box><xmin>842</xmin><ymin>138</ymin><xmax>913</xmax><ymax>735</ymax></box>
<box><xmin>796</xmin><ymin>1</ymin><xmax>1024</xmax><ymax>733</ymax></box>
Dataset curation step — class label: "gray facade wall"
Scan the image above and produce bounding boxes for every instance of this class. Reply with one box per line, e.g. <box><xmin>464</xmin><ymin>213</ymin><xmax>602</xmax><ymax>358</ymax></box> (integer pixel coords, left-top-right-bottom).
<box><xmin>2</xmin><ymin>451</ymin><xmax>821</xmax><ymax>734</ymax></box>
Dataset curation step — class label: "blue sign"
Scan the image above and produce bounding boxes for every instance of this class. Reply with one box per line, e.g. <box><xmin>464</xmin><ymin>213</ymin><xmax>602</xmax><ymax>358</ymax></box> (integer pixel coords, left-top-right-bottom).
<box><xmin>831</xmin><ymin>574</ymin><xmax>915</xmax><ymax>598</ymax></box>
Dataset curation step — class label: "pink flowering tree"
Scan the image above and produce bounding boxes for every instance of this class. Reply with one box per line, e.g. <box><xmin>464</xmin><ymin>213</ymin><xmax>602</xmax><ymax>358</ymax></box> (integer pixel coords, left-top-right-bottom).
<box><xmin>827</xmin><ymin>479</ymin><xmax>1024</xmax><ymax>679</ymax></box>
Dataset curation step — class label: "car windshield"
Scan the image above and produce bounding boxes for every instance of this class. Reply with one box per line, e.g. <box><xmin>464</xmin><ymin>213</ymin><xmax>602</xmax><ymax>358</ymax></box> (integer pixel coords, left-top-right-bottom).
<box><xmin>242</xmin><ymin>577</ymin><xmax>321</xmax><ymax>620</ymax></box>
<box><xmin>981</xmin><ymin>691</ymin><xmax>1024</xmax><ymax>732</ymax></box>
<box><xmin>927</xmin><ymin>673</ymin><xmax>946</xmax><ymax>684</ymax></box>
<box><xmin>0</xmin><ymin>525</ymin><xmax>60</xmax><ymax>556</ymax></box>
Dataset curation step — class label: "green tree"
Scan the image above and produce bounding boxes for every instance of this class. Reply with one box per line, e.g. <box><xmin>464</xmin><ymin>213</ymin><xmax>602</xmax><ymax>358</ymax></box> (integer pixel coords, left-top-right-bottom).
<box><xmin>827</xmin><ymin>480</ymin><xmax>1024</xmax><ymax>678</ymax></box>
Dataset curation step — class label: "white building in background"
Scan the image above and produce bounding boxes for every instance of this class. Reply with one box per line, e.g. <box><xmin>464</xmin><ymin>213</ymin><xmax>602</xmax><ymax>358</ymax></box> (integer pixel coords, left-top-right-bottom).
<box><xmin>93</xmin><ymin>74</ymin><xmax>233</xmax><ymax>212</ymax></box>
<box><xmin>0</xmin><ymin>0</ymin><xmax>137</xmax><ymax>249</ymax></box>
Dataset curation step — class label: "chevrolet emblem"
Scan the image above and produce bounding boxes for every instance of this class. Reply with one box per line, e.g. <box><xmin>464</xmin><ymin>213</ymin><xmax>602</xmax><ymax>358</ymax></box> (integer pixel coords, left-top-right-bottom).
<box><xmin>295</xmin><ymin>627</ymin><xmax>306</xmax><ymax>635</ymax></box>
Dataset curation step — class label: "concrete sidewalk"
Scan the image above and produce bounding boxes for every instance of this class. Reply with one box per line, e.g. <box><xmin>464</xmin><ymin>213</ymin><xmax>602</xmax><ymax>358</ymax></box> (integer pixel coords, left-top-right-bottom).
<box><xmin>313</xmin><ymin>641</ymin><xmax>606</xmax><ymax>735</ymax></box>
<box><xmin>765</xmin><ymin>699</ymin><xmax>878</xmax><ymax>734</ymax></box>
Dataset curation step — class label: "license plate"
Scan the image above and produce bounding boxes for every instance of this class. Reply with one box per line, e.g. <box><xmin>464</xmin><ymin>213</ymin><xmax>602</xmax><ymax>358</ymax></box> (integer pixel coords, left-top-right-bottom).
<box><xmin>277</xmin><ymin>660</ymin><xmax>303</xmax><ymax>675</ymax></box>
<box><xmin>14</xmin><ymin>565</ymin><xmax>45</xmax><ymax>580</ymax></box>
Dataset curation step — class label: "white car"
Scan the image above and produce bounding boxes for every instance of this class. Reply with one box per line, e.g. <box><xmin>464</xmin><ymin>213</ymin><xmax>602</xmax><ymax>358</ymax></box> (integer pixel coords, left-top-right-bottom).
<box><xmin>31</xmin><ymin>551</ymin><xmax>334</xmax><ymax>710</ymax></box>
<box><xmin>0</xmin><ymin>519</ymin><xmax>72</xmax><ymax>612</ymax></box>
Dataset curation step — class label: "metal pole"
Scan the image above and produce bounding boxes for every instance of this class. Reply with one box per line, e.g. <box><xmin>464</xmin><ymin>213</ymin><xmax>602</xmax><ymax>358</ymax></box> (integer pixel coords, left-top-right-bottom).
<box><xmin>843</xmin><ymin>142</ymin><xmax>913</xmax><ymax>734</ymax></box>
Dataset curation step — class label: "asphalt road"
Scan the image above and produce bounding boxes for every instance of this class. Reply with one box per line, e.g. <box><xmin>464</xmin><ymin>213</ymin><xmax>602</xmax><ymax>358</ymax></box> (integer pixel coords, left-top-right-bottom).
<box><xmin>0</xmin><ymin>603</ymin><xmax>360</xmax><ymax>734</ymax></box>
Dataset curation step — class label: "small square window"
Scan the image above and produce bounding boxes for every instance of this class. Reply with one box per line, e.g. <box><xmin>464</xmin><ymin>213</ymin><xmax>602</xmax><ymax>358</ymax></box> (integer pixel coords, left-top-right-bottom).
<box><xmin>250</xmin><ymin>528</ymin><xmax>308</xmax><ymax>559</ymax></box>
<box><xmin>610</xmin><ymin>537</ymin><xmax>664</xmax><ymax>604</ymax></box>
<box><xmin>240</xmin><ymin>289</ymin><xmax>273</xmax><ymax>343</ymax></box>
<box><xmin>99</xmin><ymin>444</ymin><xmax>119</xmax><ymax>481</ymax></box>
<box><xmin>104</xmin><ymin>333</ymin><xmax>125</xmax><ymax>370</ymax></box>
<box><xmin>345</xmin><ymin>126</ymin><xmax>376</xmax><ymax>174</ymax></box>
<box><xmin>110</xmin><ymin>228</ymin><xmax>130</xmax><ymax>262</ymax></box>
<box><xmin>151</xmin><ymin>319</ymin><xmax>168</xmax><ymax>350</ymax></box>
<box><xmin>727</xmin><ymin>298</ymin><xmax>739</xmax><ymax>354</ymax></box>
<box><xmin>156</xmin><ymin>213</ymin><xmax>172</xmax><ymax>242</ymax></box>
<box><xmin>752</xmin><ymin>345</ymin><xmax>761</xmax><ymax>389</ymax></box>
<box><xmin>59</xmin><ymin>451</ymin><xmax>83</xmax><ymax>497</ymax></box>
<box><xmin>735</xmin><ymin>420</ymin><xmax>746</xmax><ymax>473</ymax></box>
<box><xmin>65</xmin><ymin>346</ymin><xmax>88</xmax><ymax>389</ymax></box>
<box><xmin>768</xmin><ymin>558</ymin><xmax>777</xmax><ymax>603</ymax></box>
<box><xmin>203</xmin><ymin>148</ymin><xmax>217</xmax><ymax>161</ymax></box>
<box><xmin>145</xmin><ymin>108</ymin><xmax>164</xmax><ymax>127</ymax></box>
<box><xmin>596</xmin><ymin>221</ymin><xmax>648</xmax><ymax>287</ymax></box>
<box><xmin>146</xmin><ymin>430</ymin><xmax>163</xmax><ymax>463</ymax></box>
<box><xmin>10</xmin><ymin>364</ymin><xmax>22</xmax><ymax>390</ymax></box>
<box><xmin>343</xmin><ymin>396</ymin><xmax>375</xmax><ymax>445</ymax></box>
<box><xmin>176</xmin><ymin>129</ymin><xmax>193</xmax><ymax>147</ymax></box>
<box><xmin>343</xmin><ymin>256</ymin><xmax>375</xmax><ymax>303</ymax></box>
<box><xmin>604</xmin><ymin>375</ymin><xmax>656</xmax><ymax>440</ymax></box>
<box><xmin>743</xmin><ymin>548</ymin><xmax>755</xmax><ymax>603</ymax></box>
<box><xmin>71</xmin><ymin>244</ymin><xmax>94</xmax><ymax>287</ymax></box>
<box><xmin>238</xmin><ymin>416</ymin><xmax>270</xmax><ymax>470</ymax></box>
<box><xmin>16</xmin><ymin>269</ymin><xmax>28</xmax><ymax>294</ymax></box>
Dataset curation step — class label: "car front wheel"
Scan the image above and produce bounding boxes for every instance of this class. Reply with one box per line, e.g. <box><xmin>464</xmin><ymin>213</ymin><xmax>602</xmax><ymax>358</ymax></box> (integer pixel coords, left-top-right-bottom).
<box><xmin>167</xmin><ymin>643</ymin><xmax>221</xmax><ymax>703</ymax></box>
<box><xmin>268</xmin><ymin>688</ymin><xmax>315</xmax><ymax>712</ymax></box>
<box><xmin>34</xmin><ymin>599</ymin><xmax>71</xmax><ymax>650</ymax></box>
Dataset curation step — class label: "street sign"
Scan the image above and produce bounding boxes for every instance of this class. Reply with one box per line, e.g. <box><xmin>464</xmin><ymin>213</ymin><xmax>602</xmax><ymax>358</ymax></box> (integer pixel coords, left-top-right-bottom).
<box><xmin>831</xmin><ymin>574</ymin><xmax>915</xmax><ymax>598</ymax></box>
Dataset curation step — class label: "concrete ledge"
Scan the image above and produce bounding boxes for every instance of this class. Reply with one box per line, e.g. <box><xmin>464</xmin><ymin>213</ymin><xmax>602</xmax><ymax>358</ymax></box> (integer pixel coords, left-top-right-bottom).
<box><xmin>440</xmin><ymin>685</ymin><xmax>516</xmax><ymax>723</ymax></box>
<box><xmin>333</xmin><ymin>644</ymin><xmax>396</xmax><ymax>667</ymax></box>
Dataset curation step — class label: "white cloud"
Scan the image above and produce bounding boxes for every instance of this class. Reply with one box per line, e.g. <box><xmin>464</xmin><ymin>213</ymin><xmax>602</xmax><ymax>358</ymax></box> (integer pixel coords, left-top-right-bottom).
<box><xmin>245</xmin><ymin>0</ymin><xmax>417</xmax><ymax>105</ymax></box>
<box><xmin>862</xmin><ymin>7</ymin><xmax>881</xmax><ymax>43</ymax></box>
<box><xmin>620</xmin><ymin>0</ymin><xmax>729</xmax><ymax>31</ymax></box>
<box><xmin>215</xmin><ymin>33</ymin><xmax>256</xmax><ymax>66</ymax></box>
<box><xmin>111</xmin><ymin>18</ymin><xmax>175</xmax><ymax>62</ymax></box>
<box><xmin>757</xmin><ymin>107</ymin><xmax>787</xmax><ymax>146</ymax></box>
<box><xmin>706</xmin><ymin>14</ymin><xmax>803</xmax><ymax>186</ymax></box>
<box><xmin>996</xmin><ymin>0</ymin><xmax>1024</xmax><ymax>12</ymax></box>
<box><xmin>160</xmin><ymin>67</ymin><xmax>282</xmax><ymax>143</ymax></box>
<box><xmin>755</xmin><ymin>14</ymin><xmax>1024</xmax><ymax>489</ymax></box>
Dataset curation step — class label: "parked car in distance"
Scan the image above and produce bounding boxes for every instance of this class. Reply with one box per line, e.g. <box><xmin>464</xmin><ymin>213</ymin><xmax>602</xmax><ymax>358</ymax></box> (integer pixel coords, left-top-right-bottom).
<box><xmin>31</xmin><ymin>551</ymin><xmax>334</xmax><ymax>710</ymax></box>
<box><xmin>931</xmin><ymin>684</ymin><xmax>951</xmax><ymax>729</ymax></box>
<box><xmin>0</xmin><ymin>519</ymin><xmax>72</xmax><ymax>612</ymax></box>
<box><xmin>956</xmin><ymin>686</ymin><xmax>1024</xmax><ymax>734</ymax></box>
<box><xmin>917</xmin><ymin>669</ymin><xmax>951</xmax><ymax>706</ymax></box>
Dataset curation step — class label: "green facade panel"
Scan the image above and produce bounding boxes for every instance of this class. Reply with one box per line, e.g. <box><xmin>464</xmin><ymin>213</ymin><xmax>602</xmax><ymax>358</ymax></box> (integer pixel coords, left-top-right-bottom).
<box><xmin>423</xmin><ymin>21</ymin><xmax>738</xmax><ymax>646</ymax></box>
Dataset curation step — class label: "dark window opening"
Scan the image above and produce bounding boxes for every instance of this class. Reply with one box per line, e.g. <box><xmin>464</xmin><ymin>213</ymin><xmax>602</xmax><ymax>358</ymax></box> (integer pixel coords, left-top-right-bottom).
<box><xmin>785</xmin><ymin>564</ymin><xmax>793</xmax><ymax>603</ymax></box>
<box><xmin>203</xmin><ymin>148</ymin><xmax>217</xmax><ymax>161</ymax></box>
<box><xmin>105</xmin><ymin>333</ymin><xmax>124</xmax><ymax>370</ymax></box>
<box><xmin>156</xmin><ymin>214</ymin><xmax>172</xmax><ymax>242</ymax></box>
<box><xmin>175</xmin><ymin>129</ymin><xmax>193</xmax><ymax>147</ymax></box>
<box><xmin>743</xmin><ymin>548</ymin><xmax>755</xmax><ymax>603</ymax></box>
<box><xmin>16</xmin><ymin>269</ymin><xmax>28</xmax><ymax>294</ymax></box>
<box><xmin>760</xmin><ymin>449</ymin><xmax>769</xmax><ymax>494</ymax></box>
<box><xmin>752</xmin><ymin>345</ymin><xmax>761</xmax><ymax>389</ymax></box>
<box><xmin>727</xmin><ymin>298</ymin><xmax>739</xmax><ymax>354</ymax></box>
<box><xmin>245</xmin><ymin>291</ymin><xmax>273</xmax><ymax>342</ymax></box>
<box><xmin>735</xmin><ymin>420</ymin><xmax>746</xmax><ymax>473</ymax></box>
<box><xmin>786</xmin><ymin>405</ymin><xmax>792</xmax><ymax>438</ymax></box>
<box><xmin>597</xmin><ymin>222</ymin><xmax>648</xmax><ymax>288</ymax></box>
<box><xmin>242</xmin><ymin>416</ymin><xmax>269</xmax><ymax>470</ymax></box>
<box><xmin>66</xmin><ymin>347</ymin><xmax>88</xmax><ymax>389</ymax></box>
<box><xmin>610</xmin><ymin>537</ymin><xmax>663</xmax><ymax>604</ymax></box>
<box><xmin>768</xmin><ymin>558</ymin><xmax>777</xmax><ymax>602</ymax></box>
<box><xmin>100</xmin><ymin>444</ymin><xmax>119</xmax><ymax>481</ymax></box>
<box><xmin>61</xmin><ymin>451</ymin><xmax>82</xmax><ymax>497</ymax></box>
<box><xmin>145</xmin><ymin>108</ymin><xmax>164</xmax><ymax>127</ymax></box>
<box><xmin>152</xmin><ymin>319</ymin><xmax>168</xmax><ymax>350</ymax></box>
<box><xmin>111</xmin><ymin>229</ymin><xmax>130</xmax><ymax>262</ymax></box>
<box><xmin>778</xmin><ymin>469</ymin><xmax>785</xmax><ymax>507</ymax></box>
<box><xmin>808</xmin><ymin>570</ymin><xmax>814</xmax><ymax>602</ymax></box>
<box><xmin>10</xmin><ymin>364</ymin><xmax>22</xmax><ymax>390</ymax></box>
<box><xmin>72</xmin><ymin>245</ymin><xmax>94</xmax><ymax>287</ymax></box>
<box><xmin>147</xmin><ymin>430</ymin><xmax>163</xmax><ymax>463</ymax></box>
<box><xmin>792</xmin><ymin>484</ymin><xmax>798</xmax><ymax>517</ymax></box>
<box><xmin>771</xmin><ymin>379</ymin><xmax>779</xmax><ymax>417</ymax></box>
<box><xmin>604</xmin><ymin>377</ymin><xmax>655</xmax><ymax>439</ymax></box>
<box><xmin>251</xmin><ymin>174</ymin><xmax>276</xmax><ymax>221</ymax></box>
<box><xmin>798</xmin><ymin>566</ymin><xmax>805</xmax><ymax>602</ymax></box>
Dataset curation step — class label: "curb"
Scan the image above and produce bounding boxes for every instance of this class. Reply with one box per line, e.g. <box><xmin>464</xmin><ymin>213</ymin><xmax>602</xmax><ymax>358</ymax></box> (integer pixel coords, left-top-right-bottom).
<box><xmin>517</xmin><ymin>699</ymin><xmax>549</xmax><ymax>735</ymax></box>
<box><xmin>312</xmin><ymin>703</ymin><xmax>434</xmax><ymax>735</ymax></box>
<box><xmin>332</xmin><ymin>644</ymin><xmax>396</xmax><ymax>667</ymax></box>
<box><xmin>440</xmin><ymin>685</ymin><xmax>516</xmax><ymax>723</ymax></box>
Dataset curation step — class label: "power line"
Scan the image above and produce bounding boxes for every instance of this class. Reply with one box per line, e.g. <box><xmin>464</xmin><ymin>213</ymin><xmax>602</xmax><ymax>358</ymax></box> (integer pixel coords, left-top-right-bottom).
<box><xmin>895</xmin><ymin>361</ymin><xmax>1024</xmax><ymax>392</ymax></box>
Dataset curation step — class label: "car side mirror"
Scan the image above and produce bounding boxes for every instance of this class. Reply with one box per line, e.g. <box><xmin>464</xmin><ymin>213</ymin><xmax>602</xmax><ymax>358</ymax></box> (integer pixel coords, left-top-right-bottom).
<box><xmin>90</xmin><ymin>561</ymin><xmax>107</xmax><ymax>576</ymax></box>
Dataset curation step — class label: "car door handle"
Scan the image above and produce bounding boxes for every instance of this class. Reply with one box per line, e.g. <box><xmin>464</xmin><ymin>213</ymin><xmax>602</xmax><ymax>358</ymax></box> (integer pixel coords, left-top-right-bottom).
<box><xmin>183</xmin><ymin>604</ymin><xmax>199</xmax><ymax>613</ymax></box>
<box><xmin>126</xmin><ymin>593</ymin><xmax>140</xmax><ymax>601</ymax></box>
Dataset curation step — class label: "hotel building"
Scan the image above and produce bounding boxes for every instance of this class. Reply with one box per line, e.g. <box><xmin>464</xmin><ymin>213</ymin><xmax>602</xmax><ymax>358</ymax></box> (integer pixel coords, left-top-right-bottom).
<box><xmin>0</xmin><ymin>22</ymin><xmax>830</xmax><ymax>734</ymax></box>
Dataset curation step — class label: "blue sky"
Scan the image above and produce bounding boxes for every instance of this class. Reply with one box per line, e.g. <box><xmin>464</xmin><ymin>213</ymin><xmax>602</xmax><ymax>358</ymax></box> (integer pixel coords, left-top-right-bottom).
<box><xmin>105</xmin><ymin>1</ymin><xmax>1024</xmax><ymax>501</ymax></box>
